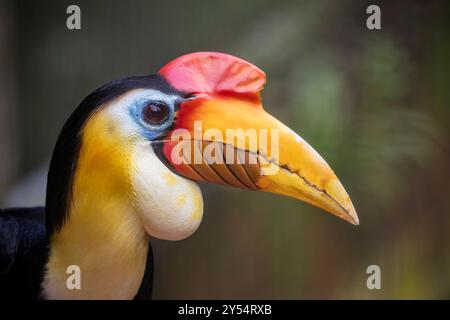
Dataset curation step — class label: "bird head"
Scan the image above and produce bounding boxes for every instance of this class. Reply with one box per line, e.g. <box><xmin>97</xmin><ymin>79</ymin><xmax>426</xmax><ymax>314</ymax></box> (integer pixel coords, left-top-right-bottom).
<box><xmin>46</xmin><ymin>52</ymin><xmax>358</xmax><ymax>243</ymax></box>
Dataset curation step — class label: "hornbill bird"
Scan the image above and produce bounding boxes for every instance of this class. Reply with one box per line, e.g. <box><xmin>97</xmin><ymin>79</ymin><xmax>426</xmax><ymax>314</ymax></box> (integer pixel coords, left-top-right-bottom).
<box><xmin>0</xmin><ymin>52</ymin><xmax>358</xmax><ymax>299</ymax></box>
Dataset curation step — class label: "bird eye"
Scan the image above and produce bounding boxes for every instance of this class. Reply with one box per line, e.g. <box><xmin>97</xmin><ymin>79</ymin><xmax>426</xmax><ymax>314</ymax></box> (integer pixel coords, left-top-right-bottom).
<box><xmin>143</xmin><ymin>102</ymin><xmax>170</xmax><ymax>125</ymax></box>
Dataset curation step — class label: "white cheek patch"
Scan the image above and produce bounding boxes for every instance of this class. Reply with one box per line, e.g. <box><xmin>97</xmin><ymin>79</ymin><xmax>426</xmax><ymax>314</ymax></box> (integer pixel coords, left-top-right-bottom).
<box><xmin>131</xmin><ymin>142</ymin><xmax>204</xmax><ymax>241</ymax></box>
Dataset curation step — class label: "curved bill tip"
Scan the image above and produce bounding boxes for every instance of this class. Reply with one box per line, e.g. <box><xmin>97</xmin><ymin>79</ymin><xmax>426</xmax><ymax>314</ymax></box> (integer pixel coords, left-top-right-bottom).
<box><xmin>342</xmin><ymin>206</ymin><xmax>359</xmax><ymax>226</ymax></box>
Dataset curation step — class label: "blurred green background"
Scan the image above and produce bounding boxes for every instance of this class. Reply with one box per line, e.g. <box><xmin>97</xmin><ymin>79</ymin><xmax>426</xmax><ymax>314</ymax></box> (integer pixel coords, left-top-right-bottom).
<box><xmin>1</xmin><ymin>0</ymin><xmax>449</xmax><ymax>299</ymax></box>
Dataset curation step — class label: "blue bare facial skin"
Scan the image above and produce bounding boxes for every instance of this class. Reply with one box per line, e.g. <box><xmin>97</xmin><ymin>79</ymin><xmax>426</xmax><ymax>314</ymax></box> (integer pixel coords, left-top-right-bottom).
<box><xmin>128</xmin><ymin>90</ymin><xmax>179</xmax><ymax>141</ymax></box>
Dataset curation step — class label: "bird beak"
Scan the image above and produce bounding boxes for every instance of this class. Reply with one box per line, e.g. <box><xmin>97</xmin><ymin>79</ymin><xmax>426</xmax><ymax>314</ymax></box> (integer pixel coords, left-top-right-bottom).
<box><xmin>161</xmin><ymin>95</ymin><xmax>358</xmax><ymax>225</ymax></box>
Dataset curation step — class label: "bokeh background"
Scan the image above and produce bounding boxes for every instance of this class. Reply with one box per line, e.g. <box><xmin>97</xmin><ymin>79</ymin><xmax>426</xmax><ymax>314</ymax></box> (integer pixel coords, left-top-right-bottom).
<box><xmin>1</xmin><ymin>0</ymin><xmax>449</xmax><ymax>299</ymax></box>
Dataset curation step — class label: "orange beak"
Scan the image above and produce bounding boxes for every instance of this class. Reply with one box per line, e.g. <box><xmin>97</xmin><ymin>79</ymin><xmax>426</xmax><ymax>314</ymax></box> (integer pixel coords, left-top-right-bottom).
<box><xmin>159</xmin><ymin>52</ymin><xmax>358</xmax><ymax>225</ymax></box>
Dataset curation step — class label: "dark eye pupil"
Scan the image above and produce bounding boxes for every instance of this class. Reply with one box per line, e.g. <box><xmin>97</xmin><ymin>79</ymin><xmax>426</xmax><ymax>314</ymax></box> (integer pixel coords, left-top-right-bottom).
<box><xmin>144</xmin><ymin>103</ymin><xmax>169</xmax><ymax>125</ymax></box>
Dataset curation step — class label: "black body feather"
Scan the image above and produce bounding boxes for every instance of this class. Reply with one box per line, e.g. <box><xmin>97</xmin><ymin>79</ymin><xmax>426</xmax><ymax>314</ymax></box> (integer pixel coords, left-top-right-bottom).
<box><xmin>0</xmin><ymin>207</ymin><xmax>47</xmax><ymax>299</ymax></box>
